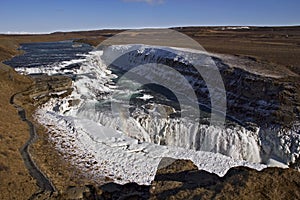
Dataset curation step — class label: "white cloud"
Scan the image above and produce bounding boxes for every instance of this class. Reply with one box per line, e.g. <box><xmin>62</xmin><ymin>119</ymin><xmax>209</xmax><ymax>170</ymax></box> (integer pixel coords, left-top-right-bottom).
<box><xmin>123</xmin><ymin>0</ymin><xmax>165</xmax><ymax>5</ymax></box>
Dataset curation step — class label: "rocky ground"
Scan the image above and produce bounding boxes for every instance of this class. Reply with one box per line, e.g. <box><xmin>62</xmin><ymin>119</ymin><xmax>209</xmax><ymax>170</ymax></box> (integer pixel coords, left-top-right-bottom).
<box><xmin>0</xmin><ymin>26</ymin><xmax>300</xmax><ymax>199</ymax></box>
<box><xmin>55</xmin><ymin>158</ymin><xmax>300</xmax><ymax>200</ymax></box>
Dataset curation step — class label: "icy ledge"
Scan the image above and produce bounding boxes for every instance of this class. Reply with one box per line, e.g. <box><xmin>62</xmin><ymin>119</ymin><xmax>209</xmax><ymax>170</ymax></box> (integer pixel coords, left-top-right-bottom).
<box><xmin>35</xmin><ymin>105</ymin><xmax>266</xmax><ymax>185</ymax></box>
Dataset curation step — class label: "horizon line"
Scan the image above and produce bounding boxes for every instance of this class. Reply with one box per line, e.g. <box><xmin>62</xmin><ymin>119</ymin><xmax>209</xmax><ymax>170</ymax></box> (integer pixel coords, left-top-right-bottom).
<box><xmin>1</xmin><ymin>24</ymin><xmax>300</xmax><ymax>35</ymax></box>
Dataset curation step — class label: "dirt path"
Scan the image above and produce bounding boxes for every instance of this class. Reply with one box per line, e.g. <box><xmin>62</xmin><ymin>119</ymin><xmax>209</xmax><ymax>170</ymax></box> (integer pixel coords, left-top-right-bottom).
<box><xmin>10</xmin><ymin>92</ymin><xmax>56</xmax><ymax>195</ymax></box>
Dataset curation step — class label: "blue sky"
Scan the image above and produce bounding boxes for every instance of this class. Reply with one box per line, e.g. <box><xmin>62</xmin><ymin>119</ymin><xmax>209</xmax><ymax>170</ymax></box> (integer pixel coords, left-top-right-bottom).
<box><xmin>0</xmin><ymin>0</ymin><xmax>299</xmax><ymax>33</ymax></box>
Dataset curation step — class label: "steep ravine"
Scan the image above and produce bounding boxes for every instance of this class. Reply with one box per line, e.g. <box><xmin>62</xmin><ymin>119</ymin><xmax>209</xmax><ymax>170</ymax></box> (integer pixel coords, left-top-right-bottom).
<box><xmin>98</xmin><ymin>45</ymin><xmax>300</xmax><ymax>166</ymax></box>
<box><xmin>103</xmin><ymin>46</ymin><xmax>300</xmax><ymax>127</ymax></box>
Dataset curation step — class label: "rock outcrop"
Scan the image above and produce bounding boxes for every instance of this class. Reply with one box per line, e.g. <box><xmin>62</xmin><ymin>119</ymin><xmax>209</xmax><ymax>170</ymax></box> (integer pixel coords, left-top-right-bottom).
<box><xmin>16</xmin><ymin>75</ymin><xmax>73</xmax><ymax>107</ymax></box>
<box><xmin>56</xmin><ymin>158</ymin><xmax>300</xmax><ymax>200</ymax></box>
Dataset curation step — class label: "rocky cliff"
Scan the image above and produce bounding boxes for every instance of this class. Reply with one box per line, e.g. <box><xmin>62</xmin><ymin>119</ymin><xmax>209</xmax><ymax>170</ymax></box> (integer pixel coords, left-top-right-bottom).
<box><xmin>98</xmin><ymin>45</ymin><xmax>300</xmax><ymax>166</ymax></box>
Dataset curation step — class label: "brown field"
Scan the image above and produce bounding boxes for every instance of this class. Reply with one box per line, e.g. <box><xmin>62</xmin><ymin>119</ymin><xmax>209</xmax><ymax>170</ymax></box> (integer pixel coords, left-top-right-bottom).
<box><xmin>0</xmin><ymin>26</ymin><xmax>299</xmax><ymax>199</ymax></box>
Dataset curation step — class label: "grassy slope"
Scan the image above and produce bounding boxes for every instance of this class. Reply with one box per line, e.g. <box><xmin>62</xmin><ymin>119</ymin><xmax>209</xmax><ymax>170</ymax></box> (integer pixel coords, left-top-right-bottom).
<box><xmin>0</xmin><ymin>62</ymin><xmax>37</xmax><ymax>199</ymax></box>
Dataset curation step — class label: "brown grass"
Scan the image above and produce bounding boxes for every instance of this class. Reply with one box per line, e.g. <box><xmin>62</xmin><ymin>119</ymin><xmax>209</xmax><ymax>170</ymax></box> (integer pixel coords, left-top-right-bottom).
<box><xmin>0</xmin><ymin>63</ymin><xmax>37</xmax><ymax>200</ymax></box>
